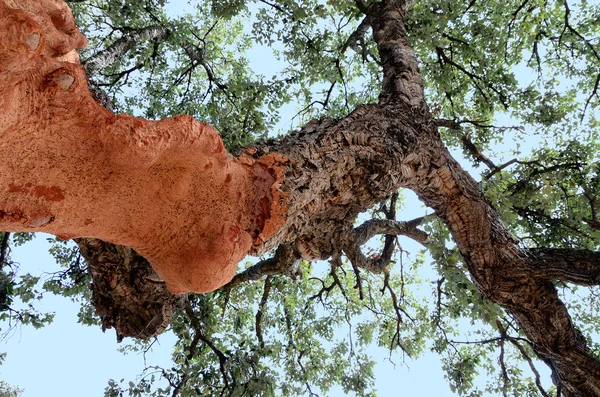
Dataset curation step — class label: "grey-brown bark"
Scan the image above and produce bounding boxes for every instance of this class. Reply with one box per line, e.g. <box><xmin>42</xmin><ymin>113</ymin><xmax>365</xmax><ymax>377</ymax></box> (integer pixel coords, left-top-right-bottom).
<box><xmin>247</xmin><ymin>1</ymin><xmax>600</xmax><ymax>395</ymax></box>
<box><xmin>520</xmin><ymin>248</ymin><xmax>600</xmax><ymax>286</ymax></box>
<box><xmin>76</xmin><ymin>238</ymin><xmax>184</xmax><ymax>341</ymax></box>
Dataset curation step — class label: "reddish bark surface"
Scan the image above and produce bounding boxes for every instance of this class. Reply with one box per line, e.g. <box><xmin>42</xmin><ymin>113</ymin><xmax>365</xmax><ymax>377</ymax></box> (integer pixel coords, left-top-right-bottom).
<box><xmin>0</xmin><ymin>0</ymin><xmax>288</xmax><ymax>293</ymax></box>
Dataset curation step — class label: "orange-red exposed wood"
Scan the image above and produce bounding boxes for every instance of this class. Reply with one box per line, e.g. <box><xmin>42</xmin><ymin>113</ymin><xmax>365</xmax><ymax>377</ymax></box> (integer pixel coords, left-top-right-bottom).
<box><xmin>0</xmin><ymin>0</ymin><xmax>288</xmax><ymax>293</ymax></box>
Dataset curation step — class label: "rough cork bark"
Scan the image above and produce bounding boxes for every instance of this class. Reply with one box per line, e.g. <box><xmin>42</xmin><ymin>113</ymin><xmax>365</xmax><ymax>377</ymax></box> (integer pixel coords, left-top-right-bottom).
<box><xmin>1</xmin><ymin>0</ymin><xmax>600</xmax><ymax>395</ymax></box>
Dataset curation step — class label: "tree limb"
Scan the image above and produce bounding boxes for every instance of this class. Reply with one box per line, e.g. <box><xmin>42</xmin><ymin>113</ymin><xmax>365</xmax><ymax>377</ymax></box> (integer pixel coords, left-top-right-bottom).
<box><xmin>366</xmin><ymin>2</ymin><xmax>600</xmax><ymax>394</ymax></box>
<box><xmin>183</xmin><ymin>299</ymin><xmax>230</xmax><ymax>387</ymax></box>
<box><xmin>82</xmin><ymin>25</ymin><xmax>170</xmax><ymax>77</ymax></box>
<box><xmin>222</xmin><ymin>244</ymin><xmax>301</xmax><ymax>290</ymax></box>
<box><xmin>255</xmin><ymin>276</ymin><xmax>272</xmax><ymax>347</ymax></box>
<box><xmin>353</xmin><ymin>217</ymin><xmax>428</xmax><ymax>246</ymax></box>
<box><xmin>0</xmin><ymin>232</ymin><xmax>9</xmax><ymax>266</ymax></box>
<box><xmin>343</xmin><ymin>215</ymin><xmax>428</xmax><ymax>274</ymax></box>
<box><xmin>75</xmin><ymin>238</ymin><xmax>184</xmax><ymax>341</ymax></box>
<box><xmin>340</xmin><ymin>16</ymin><xmax>370</xmax><ymax>54</ymax></box>
<box><xmin>367</xmin><ymin>0</ymin><xmax>424</xmax><ymax>105</ymax></box>
<box><xmin>519</xmin><ymin>248</ymin><xmax>600</xmax><ymax>286</ymax></box>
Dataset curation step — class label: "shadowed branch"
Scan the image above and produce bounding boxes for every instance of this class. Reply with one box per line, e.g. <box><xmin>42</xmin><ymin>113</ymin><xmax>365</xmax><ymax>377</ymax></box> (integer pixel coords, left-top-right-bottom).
<box><xmin>521</xmin><ymin>248</ymin><xmax>600</xmax><ymax>286</ymax></box>
<box><xmin>222</xmin><ymin>244</ymin><xmax>301</xmax><ymax>290</ymax></box>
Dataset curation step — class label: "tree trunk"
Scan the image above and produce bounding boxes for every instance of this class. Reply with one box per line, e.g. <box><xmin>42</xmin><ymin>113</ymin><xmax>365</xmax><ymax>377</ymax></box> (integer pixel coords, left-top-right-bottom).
<box><xmin>0</xmin><ymin>0</ymin><xmax>289</xmax><ymax>294</ymax></box>
<box><xmin>1</xmin><ymin>0</ymin><xmax>600</xmax><ymax>395</ymax></box>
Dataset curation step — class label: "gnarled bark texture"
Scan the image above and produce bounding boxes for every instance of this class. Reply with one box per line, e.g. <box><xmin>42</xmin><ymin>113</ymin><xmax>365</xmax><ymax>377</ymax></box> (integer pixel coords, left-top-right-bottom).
<box><xmin>75</xmin><ymin>237</ymin><xmax>185</xmax><ymax>342</ymax></box>
<box><xmin>2</xmin><ymin>1</ymin><xmax>600</xmax><ymax>395</ymax></box>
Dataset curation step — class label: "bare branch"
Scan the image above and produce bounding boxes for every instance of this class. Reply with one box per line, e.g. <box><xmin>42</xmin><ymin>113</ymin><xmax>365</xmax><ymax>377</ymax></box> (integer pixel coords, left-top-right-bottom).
<box><xmin>485</xmin><ymin>158</ymin><xmax>518</xmax><ymax>179</ymax></box>
<box><xmin>459</xmin><ymin>134</ymin><xmax>498</xmax><ymax>171</ymax></box>
<box><xmin>344</xmin><ymin>216</ymin><xmax>428</xmax><ymax>274</ymax></box>
<box><xmin>382</xmin><ymin>269</ymin><xmax>412</xmax><ymax>355</ymax></box>
<box><xmin>497</xmin><ymin>321</ymin><xmax>551</xmax><ymax>397</ymax></box>
<box><xmin>559</xmin><ymin>0</ymin><xmax>600</xmax><ymax>121</ymax></box>
<box><xmin>181</xmin><ymin>42</ymin><xmax>229</xmax><ymax>92</ymax></box>
<box><xmin>183</xmin><ymin>299</ymin><xmax>230</xmax><ymax>386</ymax></box>
<box><xmin>255</xmin><ymin>276</ymin><xmax>272</xmax><ymax>347</ymax></box>
<box><xmin>433</xmin><ymin>118</ymin><xmax>523</xmax><ymax>173</ymax></box>
<box><xmin>560</xmin><ymin>0</ymin><xmax>600</xmax><ymax>61</ymax></box>
<box><xmin>297</xmin><ymin>351</ymin><xmax>320</xmax><ymax>397</ymax></box>
<box><xmin>309</xmin><ymin>253</ymin><xmax>347</xmax><ymax>302</ymax></box>
<box><xmin>582</xmin><ymin>72</ymin><xmax>600</xmax><ymax>121</ymax></box>
<box><xmin>349</xmin><ymin>259</ymin><xmax>364</xmax><ymax>300</ymax></box>
<box><xmin>498</xmin><ymin>337</ymin><xmax>510</xmax><ymax>397</ymax></box>
<box><xmin>434</xmin><ymin>118</ymin><xmax>524</xmax><ymax>133</ymax></box>
<box><xmin>0</xmin><ymin>232</ymin><xmax>9</xmax><ymax>265</ymax></box>
<box><xmin>435</xmin><ymin>46</ymin><xmax>509</xmax><ymax>109</ymax></box>
<box><xmin>82</xmin><ymin>25</ymin><xmax>170</xmax><ymax>77</ymax></box>
<box><xmin>353</xmin><ymin>217</ymin><xmax>428</xmax><ymax>247</ymax></box>
<box><xmin>340</xmin><ymin>16</ymin><xmax>370</xmax><ymax>54</ymax></box>
<box><xmin>222</xmin><ymin>244</ymin><xmax>300</xmax><ymax>290</ymax></box>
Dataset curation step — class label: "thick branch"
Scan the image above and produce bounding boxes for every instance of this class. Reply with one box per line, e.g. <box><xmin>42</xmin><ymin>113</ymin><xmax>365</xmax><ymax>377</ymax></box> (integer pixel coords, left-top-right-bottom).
<box><xmin>353</xmin><ymin>218</ymin><xmax>428</xmax><ymax>246</ymax></box>
<box><xmin>367</xmin><ymin>0</ymin><xmax>424</xmax><ymax>105</ymax></box>
<box><xmin>519</xmin><ymin>248</ymin><xmax>600</xmax><ymax>286</ymax></box>
<box><xmin>366</xmin><ymin>2</ymin><xmax>600</xmax><ymax>395</ymax></box>
<box><xmin>343</xmin><ymin>217</ymin><xmax>428</xmax><ymax>274</ymax></box>
<box><xmin>222</xmin><ymin>244</ymin><xmax>300</xmax><ymax>290</ymax></box>
<box><xmin>400</xmin><ymin>105</ymin><xmax>600</xmax><ymax>396</ymax></box>
<box><xmin>76</xmin><ymin>238</ymin><xmax>184</xmax><ymax>341</ymax></box>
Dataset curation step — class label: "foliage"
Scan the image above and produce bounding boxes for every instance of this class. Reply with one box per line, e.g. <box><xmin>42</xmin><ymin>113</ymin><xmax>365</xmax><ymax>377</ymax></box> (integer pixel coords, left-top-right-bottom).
<box><xmin>0</xmin><ymin>233</ymin><xmax>55</xmax><ymax>337</ymax></box>
<box><xmin>2</xmin><ymin>0</ymin><xmax>600</xmax><ymax>396</ymax></box>
<box><xmin>0</xmin><ymin>381</ymin><xmax>23</xmax><ymax>397</ymax></box>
